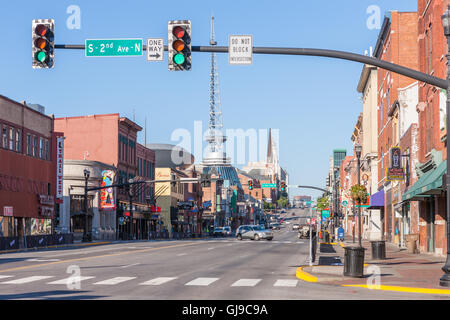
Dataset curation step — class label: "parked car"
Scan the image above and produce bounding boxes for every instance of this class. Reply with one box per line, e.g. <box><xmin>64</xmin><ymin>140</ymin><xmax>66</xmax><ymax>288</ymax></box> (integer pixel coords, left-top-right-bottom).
<box><xmin>223</xmin><ymin>226</ymin><xmax>232</xmax><ymax>236</ymax></box>
<box><xmin>292</xmin><ymin>223</ymin><xmax>300</xmax><ymax>230</ymax></box>
<box><xmin>236</xmin><ymin>225</ymin><xmax>273</xmax><ymax>241</ymax></box>
<box><xmin>213</xmin><ymin>227</ymin><xmax>224</xmax><ymax>237</ymax></box>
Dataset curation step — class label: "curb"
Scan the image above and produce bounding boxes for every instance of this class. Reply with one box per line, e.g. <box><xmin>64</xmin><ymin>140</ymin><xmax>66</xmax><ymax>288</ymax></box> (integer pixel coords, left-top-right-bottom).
<box><xmin>296</xmin><ymin>266</ymin><xmax>317</xmax><ymax>283</ymax></box>
<box><xmin>342</xmin><ymin>284</ymin><xmax>450</xmax><ymax>295</ymax></box>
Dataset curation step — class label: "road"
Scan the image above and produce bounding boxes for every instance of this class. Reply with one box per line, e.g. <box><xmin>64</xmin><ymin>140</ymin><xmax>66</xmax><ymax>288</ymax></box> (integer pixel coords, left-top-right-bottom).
<box><xmin>0</xmin><ymin>208</ymin><xmax>440</xmax><ymax>300</ymax></box>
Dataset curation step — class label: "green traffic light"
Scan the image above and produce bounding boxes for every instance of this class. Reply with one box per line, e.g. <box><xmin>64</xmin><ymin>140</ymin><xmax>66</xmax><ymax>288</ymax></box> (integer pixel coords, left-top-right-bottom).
<box><xmin>173</xmin><ymin>53</ymin><xmax>185</xmax><ymax>65</ymax></box>
<box><xmin>35</xmin><ymin>51</ymin><xmax>47</xmax><ymax>63</ymax></box>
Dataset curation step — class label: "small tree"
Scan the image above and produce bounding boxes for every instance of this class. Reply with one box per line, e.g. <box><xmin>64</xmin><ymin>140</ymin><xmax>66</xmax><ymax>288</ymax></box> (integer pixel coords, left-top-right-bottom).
<box><xmin>350</xmin><ymin>184</ymin><xmax>368</xmax><ymax>203</ymax></box>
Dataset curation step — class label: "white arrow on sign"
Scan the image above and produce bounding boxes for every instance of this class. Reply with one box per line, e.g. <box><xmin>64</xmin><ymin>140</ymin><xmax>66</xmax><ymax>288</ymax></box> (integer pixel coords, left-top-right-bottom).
<box><xmin>147</xmin><ymin>38</ymin><xmax>164</xmax><ymax>61</ymax></box>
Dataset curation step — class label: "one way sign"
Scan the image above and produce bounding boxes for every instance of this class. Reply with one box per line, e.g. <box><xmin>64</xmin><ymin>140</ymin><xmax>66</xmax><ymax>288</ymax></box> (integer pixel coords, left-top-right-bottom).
<box><xmin>147</xmin><ymin>38</ymin><xmax>164</xmax><ymax>61</ymax></box>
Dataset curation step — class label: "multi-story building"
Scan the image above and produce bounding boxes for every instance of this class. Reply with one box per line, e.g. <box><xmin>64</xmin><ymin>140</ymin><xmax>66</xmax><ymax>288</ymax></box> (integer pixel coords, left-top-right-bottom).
<box><xmin>54</xmin><ymin>113</ymin><xmax>144</xmax><ymax>240</ymax></box>
<box><xmin>0</xmin><ymin>95</ymin><xmax>63</xmax><ymax>247</ymax></box>
<box><xmin>375</xmin><ymin>11</ymin><xmax>418</xmax><ymax>243</ymax></box>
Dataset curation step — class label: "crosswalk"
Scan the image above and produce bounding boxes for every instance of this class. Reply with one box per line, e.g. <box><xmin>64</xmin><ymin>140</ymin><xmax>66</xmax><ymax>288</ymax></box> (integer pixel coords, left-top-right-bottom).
<box><xmin>0</xmin><ymin>274</ymin><xmax>300</xmax><ymax>289</ymax></box>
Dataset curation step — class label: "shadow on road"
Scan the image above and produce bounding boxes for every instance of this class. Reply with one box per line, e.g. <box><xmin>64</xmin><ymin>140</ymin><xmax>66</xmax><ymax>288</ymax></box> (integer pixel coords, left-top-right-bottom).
<box><xmin>0</xmin><ymin>290</ymin><xmax>106</xmax><ymax>300</ymax></box>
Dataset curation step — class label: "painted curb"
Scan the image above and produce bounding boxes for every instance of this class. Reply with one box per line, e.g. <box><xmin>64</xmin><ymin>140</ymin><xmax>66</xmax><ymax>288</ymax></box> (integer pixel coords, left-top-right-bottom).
<box><xmin>296</xmin><ymin>266</ymin><xmax>318</xmax><ymax>283</ymax></box>
<box><xmin>342</xmin><ymin>284</ymin><xmax>450</xmax><ymax>295</ymax></box>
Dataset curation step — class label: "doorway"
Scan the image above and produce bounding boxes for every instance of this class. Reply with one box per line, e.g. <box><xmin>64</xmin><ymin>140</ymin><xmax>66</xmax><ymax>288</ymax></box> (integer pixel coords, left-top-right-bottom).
<box><xmin>426</xmin><ymin>196</ymin><xmax>435</xmax><ymax>253</ymax></box>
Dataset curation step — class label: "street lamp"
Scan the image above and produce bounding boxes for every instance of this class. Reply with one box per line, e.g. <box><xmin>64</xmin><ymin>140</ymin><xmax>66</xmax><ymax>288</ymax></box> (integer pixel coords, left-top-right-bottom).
<box><xmin>82</xmin><ymin>169</ymin><xmax>91</xmax><ymax>242</ymax></box>
<box><xmin>440</xmin><ymin>7</ymin><xmax>450</xmax><ymax>287</ymax></box>
<box><xmin>355</xmin><ymin>143</ymin><xmax>362</xmax><ymax>248</ymax></box>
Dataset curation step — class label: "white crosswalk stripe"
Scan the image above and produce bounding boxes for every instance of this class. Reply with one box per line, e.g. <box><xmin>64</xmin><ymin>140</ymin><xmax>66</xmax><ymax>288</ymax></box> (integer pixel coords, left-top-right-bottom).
<box><xmin>231</xmin><ymin>279</ymin><xmax>261</xmax><ymax>287</ymax></box>
<box><xmin>0</xmin><ymin>276</ymin><xmax>13</xmax><ymax>280</ymax></box>
<box><xmin>140</xmin><ymin>277</ymin><xmax>177</xmax><ymax>286</ymax></box>
<box><xmin>185</xmin><ymin>277</ymin><xmax>219</xmax><ymax>286</ymax></box>
<box><xmin>93</xmin><ymin>277</ymin><xmax>136</xmax><ymax>285</ymax></box>
<box><xmin>1</xmin><ymin>276</ymin><xmax>54</xmax><ymax>284</ymax></box>
<box><xmin>47</xmin><ymin>276</ymin><xmax>95</xmax><ymax>285</ymax></box>
<box><xmin>273</xmin><ymin>279</ymin><xmax>298</xmax><ymax>287</ymax></box>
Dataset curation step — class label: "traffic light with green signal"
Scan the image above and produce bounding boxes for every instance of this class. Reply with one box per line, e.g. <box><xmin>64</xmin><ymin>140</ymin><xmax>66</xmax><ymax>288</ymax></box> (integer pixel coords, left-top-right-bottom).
<box><xmin>280</xmin><ymin>182</ymin><xmax>286</xmax><ymax>192</ymax></box>
<box><xmin>168</xmin><ymin>20</ymin><xmax>191</xmax><ymax>71</ymax></box>
<box><xmin>32</xmin><ymin>19</ymin><xmax>54</xmax><ymax>69</ymax></box>
<box><xmin>248</xmin><ymin>180</ymin><xmax>253</xmax><ymax>190</ymax></box>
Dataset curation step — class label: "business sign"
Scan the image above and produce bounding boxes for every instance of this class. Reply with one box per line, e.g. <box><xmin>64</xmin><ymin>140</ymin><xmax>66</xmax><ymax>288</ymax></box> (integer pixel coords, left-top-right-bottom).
<box><xmin>86</xmin><ymin>39</ymin><xmax>143</xmax><ymax>57</ymax></box>
<box><xmin>100</xmin><ymin>170</ymin><xmax>116</xmax><ymax>210</ymax></box>
<box><xmin>322</xmin><ymin>210</ymin><xmax>330</xmax><ymax>222</ymax></box>
<box><xmin>229</xmin><ymin>35</ymin><xmax>252</xmax><ymax>65</ymax></box>
<box><xmin>3</xmin><ymin>206</ymin><xmax>13</xmax><ymax>217</ymax></box>
<box><xmin>147</xmin><ymin>38</ymin><xmax>164</xmax><ymax>61</ymax></box>
<box><xmin>56</xmin><ymin>137</ymin><xmax>64</xmax><ymax>200</ymax></box>
<box><xmin>386</xmin><ymin>146</ymin><xmax>405</xmax><ymax>181</ymax></box>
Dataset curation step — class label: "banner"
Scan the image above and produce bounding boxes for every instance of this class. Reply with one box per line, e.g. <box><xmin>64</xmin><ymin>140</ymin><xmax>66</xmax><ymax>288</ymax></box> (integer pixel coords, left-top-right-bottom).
<box><xmin>56</xmin><ymin>137</ymin><xmax>64</xmax><ymax>199</ymax></box>
<box><xmin>100</xmin><ymin>170</ymin><xmax>116</xmax><ymax>210</ymax></box>
<box><xmin>386</xmin><ymin>146</ymin><xmax>405</xmax><ymax>181</ymax></box>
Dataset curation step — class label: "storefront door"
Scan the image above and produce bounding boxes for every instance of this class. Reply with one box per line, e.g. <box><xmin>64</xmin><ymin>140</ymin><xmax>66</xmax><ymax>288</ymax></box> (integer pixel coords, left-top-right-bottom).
<box><xmin>426</xmin><ymin>197</ymin><xmax>435</xmax><ymax>253</ymax></box>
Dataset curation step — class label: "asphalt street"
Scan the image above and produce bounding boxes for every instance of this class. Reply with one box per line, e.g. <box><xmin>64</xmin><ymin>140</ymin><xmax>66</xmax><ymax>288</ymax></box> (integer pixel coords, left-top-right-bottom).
<box><xmin>0</xmin><ymin>208</ymin><xmax>441</xmax><ymax>300</ymax></box>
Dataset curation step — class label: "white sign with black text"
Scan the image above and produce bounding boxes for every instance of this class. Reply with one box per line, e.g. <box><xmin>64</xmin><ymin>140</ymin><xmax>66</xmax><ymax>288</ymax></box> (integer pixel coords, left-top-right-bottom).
<box><xmin>147</xmin><ymin>38</ymin><xmax>164</xmax><ymax>61</ymax></box>
<box><xmin>229</xmin><ymin>35</ymin><xmax>252</xmax><ymax>65</ymax></box>
<box><xmin>56</xmin><ymin>137</ymin><xmax>64</xmax><ymax>199</ymax></box>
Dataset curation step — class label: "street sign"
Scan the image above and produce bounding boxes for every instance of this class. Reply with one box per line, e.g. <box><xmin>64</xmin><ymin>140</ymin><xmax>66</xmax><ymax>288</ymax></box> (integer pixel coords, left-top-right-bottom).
<box><xmin>261</xmin><ymin>183</ymin><xmax>276</xmax><ymax>188</ymax></box>
<box><xmin>86</xmin><ymin>39</ymin><xmax>143</xmax><ymax>57</ymax></box>
<box><xmin>342</xmin><ymin>200</ymin><xmax>348</xmax><ymax>207</ymax></box>
<box><xmin>147</xmin><ymin>38</ymin><xmax>164</xmax><ymax>61</ymax></box>
<box><xmin>229</xmin><ymin>35</ymin><xmax>252</xmax><ymax>65</ymax></box>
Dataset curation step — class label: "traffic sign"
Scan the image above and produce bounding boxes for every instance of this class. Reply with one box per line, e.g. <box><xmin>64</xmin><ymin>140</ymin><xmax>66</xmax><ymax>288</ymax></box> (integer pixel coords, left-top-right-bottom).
<box><xmin>85</xmin><ymin>39</ymin><xmax>143</xmax><ymax>57</ymax></box>
<box><xmin>147</xmin><ymin>38</ymin><xmax>164</xmax><ymax>61</ymax></box>
<box><xmin>261</xmin><ymin>183</ymin><xmax>276</xmax><ymax>188</ymax></box>
<box><xmin>342</xmin><ymin>200</ymin><xmax>348</xmax><ymax>207</ymax></box>
<box><xmin>229</xmin><ymin>35</ymin><xmax>252</xmax><ymax>65</ymax></box>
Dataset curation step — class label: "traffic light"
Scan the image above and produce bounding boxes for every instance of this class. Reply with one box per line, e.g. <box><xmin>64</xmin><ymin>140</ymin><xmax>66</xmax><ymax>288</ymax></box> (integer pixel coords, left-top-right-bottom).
<box><xmin>280</xmin><ymin>182</ymin><xmax>286</xmax><ymax>192</ymax></box>
<box><xmin>248</xmin><ymin>180</ymin><xmax>253</xmax><ymax>190</ymax></box>
<box><xmin>171</xmin><ymin>173</ymin><xmax>177</xmax><ymax>187</ymax></box>
<box><xmin>168</xmin><ymin>20</ymin><xmax>191</xmax><ymax>71</ymax></box>
<box><xmin>32</xmin><ymin>19</ymin><xmax>54</xmax><ymax>69</ymax></box>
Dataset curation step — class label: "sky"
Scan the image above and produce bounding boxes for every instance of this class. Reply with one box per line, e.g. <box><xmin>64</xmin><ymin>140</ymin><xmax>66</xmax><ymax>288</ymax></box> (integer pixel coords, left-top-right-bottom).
<box><xmin>0</xmin><ymin>0</ymin><xmax>417</xmax><ymax>200</ymax></box>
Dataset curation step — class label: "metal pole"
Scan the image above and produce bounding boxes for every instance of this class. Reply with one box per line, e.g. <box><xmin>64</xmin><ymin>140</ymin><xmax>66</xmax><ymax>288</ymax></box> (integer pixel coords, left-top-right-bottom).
<box><xmin>83</xmin><ymin>174</ymin><xmax>89</xmax><ymax>242</ymax></box>
<box><xmin>129</xmin><ymin>180</ymin><xmax>134</xmax><ymax>240</ymax></box>
<box><xmin>309</xmin><ymin>207</ymin><xmax>313</xmax><ymax>266</ymax></box>
<box><xmin>440</xmin><ymin>32</ymin><xmax>450</xmax><ymax>287</ymax></box>
<box><xmin>358</xmin><ymin>155</ymin><xmax>362</xmax><ymax>248</ymax></box>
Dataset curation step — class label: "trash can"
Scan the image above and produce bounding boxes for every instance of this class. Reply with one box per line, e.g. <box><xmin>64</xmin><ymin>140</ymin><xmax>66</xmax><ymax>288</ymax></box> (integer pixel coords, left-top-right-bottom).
<box><xmin>371</xmin><ymin>240</ymin><xmax>386</xmax><ymax>260</ymax></box>
<box><xmin>405</xmin><ymin>234</ymin><xmax>419</xmax><ymax>254</ymax></box>
<box><xmin>343</xmin><ymin>246</ymin><xmax>365</xmax><ymax>277</ymax></box>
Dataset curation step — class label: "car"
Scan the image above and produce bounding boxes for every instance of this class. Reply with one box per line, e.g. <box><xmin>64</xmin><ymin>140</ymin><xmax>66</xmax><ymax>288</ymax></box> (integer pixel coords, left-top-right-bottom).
<box><xmin>281</xmin><ymin>209</ymin><xmax>286</xmax><ymax>213</ymax></box>
<box><xmin>213</xmin><ymin>227</ymin><xmax>224</xmax><ymax>237</ymax></box>
<box><xmin>292</xmin><ymin>223</ymin><xmax>300</xmax><ymax>230</ymax></box>
<box><xmin>236</xmin><ymin>225</ymin><xmax>273</xmax><ymax>241</ymax></box>
<box><xmin>270</xmin><ymin>223</ymin><xmax>281</xmax><ymax>230</ymax></box>
<box><xmin>223</xmin><ymin>226</ymin><xmax>232</xmax><ymax>236</ymax></box>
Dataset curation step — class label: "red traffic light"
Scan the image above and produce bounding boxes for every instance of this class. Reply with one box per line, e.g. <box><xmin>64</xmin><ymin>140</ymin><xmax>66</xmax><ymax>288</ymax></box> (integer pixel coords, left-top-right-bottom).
<box><xmin>172</xmin><ymin>26</ymin><xmax>185</xmax><ymax>38</ymax></box>
<box><xmin>35</xmin><ymin>24</ymin><xmax>48</xmax><ymax>37</ymax></box>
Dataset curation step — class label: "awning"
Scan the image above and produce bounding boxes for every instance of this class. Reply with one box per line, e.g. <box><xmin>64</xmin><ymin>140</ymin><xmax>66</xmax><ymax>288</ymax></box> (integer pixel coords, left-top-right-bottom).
<box><xmin>367</xmin><ymin>189</ymin><xmax>384</xmax><ymax>209</ymax></box>
<box><xmin>402</xmin><ymin>161</ymin><xmax>446</xmax><ymax>201</ymax></box>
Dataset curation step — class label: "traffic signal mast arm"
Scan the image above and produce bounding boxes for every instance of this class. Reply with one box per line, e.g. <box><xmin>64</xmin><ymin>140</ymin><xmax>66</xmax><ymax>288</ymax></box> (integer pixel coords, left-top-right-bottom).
<box><xmin>53</xmin><ymin>44</ymin><xmax>447</xmax><ymax>89</ymax></box>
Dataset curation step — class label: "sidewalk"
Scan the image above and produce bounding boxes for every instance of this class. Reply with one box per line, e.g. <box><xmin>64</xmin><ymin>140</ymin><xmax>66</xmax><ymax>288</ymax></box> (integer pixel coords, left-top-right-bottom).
<box><xmin>297</xmin><ymin>235</ymin><xmax>450</xmax><ymax>295</ymax></box>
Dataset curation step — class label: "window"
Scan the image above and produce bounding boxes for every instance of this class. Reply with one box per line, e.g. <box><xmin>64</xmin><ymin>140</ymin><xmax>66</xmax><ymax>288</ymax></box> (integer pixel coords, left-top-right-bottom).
<box><xmin>27</xmin><ymin>134</ymin><xmax>32</xmax><ymax>155</ymax></box>
<box><xmin>2</xmin><ymin>124</ymin><xmax>7</xmax><ymax>149</ymax></box>
<box><xmin>388</xmin><ymin>88</ymin><xmax>391</xmax><ymax>108</ymax></box>
<box><xmin>427</xmin><ymin>100</ymin><xmax>433</xmax><ymax>153</ymax></box>
<box><xmin>45</xmin><ymin>139</ymin><xmax>49</xmax><ymax>160</ymax></box>
<box><xmin>380</xmin><ymin>101</ymin><xmax>383</xmax><ymax>128</ymax></box>
<box><xmin>39</xmin><ymin>137</ymin><xmax>44</xmax><ymax>159</ymax></box>
<box><xmin>9</xmin><ymin>127</ymin><xmax>14</xmax><ymax>150</ymax></box>
<box><xmin>33</xmin><ymin>135</ymin><xmax>37</xmax><ymax>157</ymax></box>
<box><xmin>16</xmin><ymin>129</ymin><xmax>21</xmax><ymax>152</ymax></box>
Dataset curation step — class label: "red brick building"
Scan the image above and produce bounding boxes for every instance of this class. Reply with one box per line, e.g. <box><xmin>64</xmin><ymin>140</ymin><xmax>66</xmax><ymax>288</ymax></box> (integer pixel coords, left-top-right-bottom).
<box><xmin>0</xmin><ymin>95</ymin><xmax>62</xmax><ymax>243</ymax></box>
<box><xmin>375</xmin><ymin>11</ymin><xmax>419</xmax><ymax>242</ymax></box>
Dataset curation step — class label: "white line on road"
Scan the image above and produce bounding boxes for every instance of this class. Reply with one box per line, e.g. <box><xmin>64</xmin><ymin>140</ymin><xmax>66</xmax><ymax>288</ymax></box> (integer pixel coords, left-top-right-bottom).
<box><xmin>93</xmin><ymin>277</ymin><xmax>136</xmax><ymax>285</ymax></box>
<box><xmin>0</xmin><ymin>276</ymin><xmax>13</xmax><ymax>280</ymax></box>
<box><xmin>1</xmin><ymin>276</ymin><xmax>54</xmax><ymax>284</ymax></box>
<box><xmin>207</xmin><ymin>247</ymin><xmax>215</xmax><ymax>250</ymax></box>
<box><xmin>26</xmin><ymin>258</ymin><xmax>61</xmax><ymax>262</ymax></box>
<box><xmin>120</xmin><ymin>263</ymin><xmax>140</xmax><ymax>268</ymax></box>
<box><xmin>177</xmin><ymin>253</ymin><xmax>187</xmax><ymax>256</ymax></box>
<box><xmin>140</xmin><ymin>277</ymin><xmax>178</xmax><ymax>285</ymax></box>
<box><xmin>231</xmin><ymin>279</ymin><xmax>261</xmax><ymax>287</ymax></box>
<box><xmin>184</xmin><ymin>277</ymin><xmax>219</xmax><ymax>286</ymax></box>
<box><xmin>47</xmin><ymin>276</ymin><xmax>95</xmax><ymax>285</ymax></box>
<box><xmin>273</xmin><ymin>279</ymin><xmax>298</xmax><ymax>287</ymax></box>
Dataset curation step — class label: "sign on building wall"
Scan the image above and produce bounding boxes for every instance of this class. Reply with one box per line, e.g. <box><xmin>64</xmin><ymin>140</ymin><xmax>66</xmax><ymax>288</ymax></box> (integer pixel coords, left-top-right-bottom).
<box><xmin>56</xmin><ymin>137</ymin><xmax>64</xmax><ymax>199</ymax></box>
<box><xmin>100</xmin><ymin>170</ymin><xmax>116</xmax><ymax>210</ymax></box>
<box><xmin>386</xmin><ymin>146</ymin><xmax>405</xmax><ymax>181</ymax></box>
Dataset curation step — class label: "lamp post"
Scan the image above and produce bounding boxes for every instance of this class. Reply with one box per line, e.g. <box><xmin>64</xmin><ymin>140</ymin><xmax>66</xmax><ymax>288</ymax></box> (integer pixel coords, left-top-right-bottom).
<box><xmin>440</xmin><ymin>7</ymin><xmax>450</xmax><ymax>287</ymax></box>
<box><xmin>355</xmin><ymin>143</ymin><xmax>362</xmax><ymax>248</ymax></box>
<box><xmin>82</xmin><ymin>169</ymin><xmax>91</xmax><ymax>242</ymax></box>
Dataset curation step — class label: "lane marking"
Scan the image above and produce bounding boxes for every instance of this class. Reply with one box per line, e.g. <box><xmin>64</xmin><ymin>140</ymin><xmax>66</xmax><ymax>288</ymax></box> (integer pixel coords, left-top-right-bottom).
<box><xmin>207</xmin><ymin>247</ymin><xmax>215</xmax><ymax>250</ymax></box>
<box><xmin>120</xmin><ymin>263</ymin><xmax>140</xmax><ymax>268</ymax></box>
<box><xmin>93</xmin><ymin>277</ymin><xmax>136</xmax><ymax>285</ymax></box>
<box><xmin>231</xmin><ymin>279</ymin><xmax>262</xmax><ymax>287</ymax></box>
<box><xmin>274</xmin><ymin>279</ymin><xmax>298</xmax><ymax>287</ymax></box>
<box><xmin>177</xmin><ymin>253</ymin><xmax>187</xmax><ymax>256</ymax></box>
<box><xmin>140</xmin><ymin>277</ymin><xmax>178</xmax><ymax>286</ymax></box>
<box><xmin>0</xmin><ymin>276</ymin><xmax>13</xmax><ymax>280</ymax></box>
<box><xmin>185</xmin><ymin>277</ymin><xmax>219</xmax><ymax>286</ymax></box>
<box><xmin>1</xmin><ymin>276</ymin><xmax>54</xmax><ymax>284</ymax></box>
<box><xmin>26</xmin><ymin>258</ymin><xmax>61</xmax><ymax>262</ymax></box>
<box><xmin>0</xmin><ymin>242</ymin><xmax>199</xmax><ymax>273</ymax></box>
<box><xmin>47</xmin><ymin>276</ymin><xmax>95</xmax><ymax>285</ymax></box>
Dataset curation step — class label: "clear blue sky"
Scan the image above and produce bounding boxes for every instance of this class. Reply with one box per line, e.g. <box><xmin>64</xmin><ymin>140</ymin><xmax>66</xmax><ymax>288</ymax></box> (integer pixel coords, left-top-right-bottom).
<box><xmin>0</xmin><ymin>0</ymin><xmax>417</xmax><ymax>199</ymax></box>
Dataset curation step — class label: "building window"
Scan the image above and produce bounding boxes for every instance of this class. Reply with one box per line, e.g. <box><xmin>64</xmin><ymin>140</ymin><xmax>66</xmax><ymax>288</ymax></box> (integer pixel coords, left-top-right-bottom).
<box><xmin>380</xmin><ymin>101</ymin><xmax>383</xmax><ymax>129</ymax></box>
<box><xmin>45</xmin><ymin>139</ymin><xmax>49</xmax><ymax>160</ymax></box>
<box><xmin>33</xmin><ymin>135</ymin><xmax>37</xmax><ymax>157</ymax></box>
<box><xmin>39</xmin><ymin>137</ymin><xmax>44</xmax><ymax>159</ymax></box>
<box><xmin>9</xmin><ymin>127</ymin><xmax>14</xmax><ymax>150</ymax></box>
<box><xmin>27</xmin><ymin>134</ymin><xmax>32</xmax><ymax>155</ymax></box>
<box><xmin>2</xmin><ymin>124</ymin><xmax>7</xmax><ymax>149</ymax></box>
<box><xmin>426</xmin><ymin>26</ymin><xmax>433</xmax><ymax>74</ymax></box>
<box><xmin>16</xmin><ymin>129</ymin><xmax>21</xmax><ymax>153</ymax></box>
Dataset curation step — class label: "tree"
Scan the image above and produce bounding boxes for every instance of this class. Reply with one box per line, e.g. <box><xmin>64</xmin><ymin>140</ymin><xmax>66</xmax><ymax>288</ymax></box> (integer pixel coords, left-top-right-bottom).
<box><xmin>316</xmin><ymin>193</ymin><xmax>330</xmax><ymax>211</ymax></box>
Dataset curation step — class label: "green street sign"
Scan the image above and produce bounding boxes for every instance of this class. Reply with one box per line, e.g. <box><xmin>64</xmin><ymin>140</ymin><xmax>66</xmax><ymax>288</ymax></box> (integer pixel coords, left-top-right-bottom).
<box><xmin>85</xmin><ymin>39</ymin><xmax>143</xmax><ymax>57</ymax></box>
<box><xmin>261</xmin><ymin>183</ymin><xmax>276</xmax><ymax>188</ymax></box>
<box><xmin>342</xmin><ymin>200</ymin><xmax>348</xmax><ymax>207</ymax></box>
